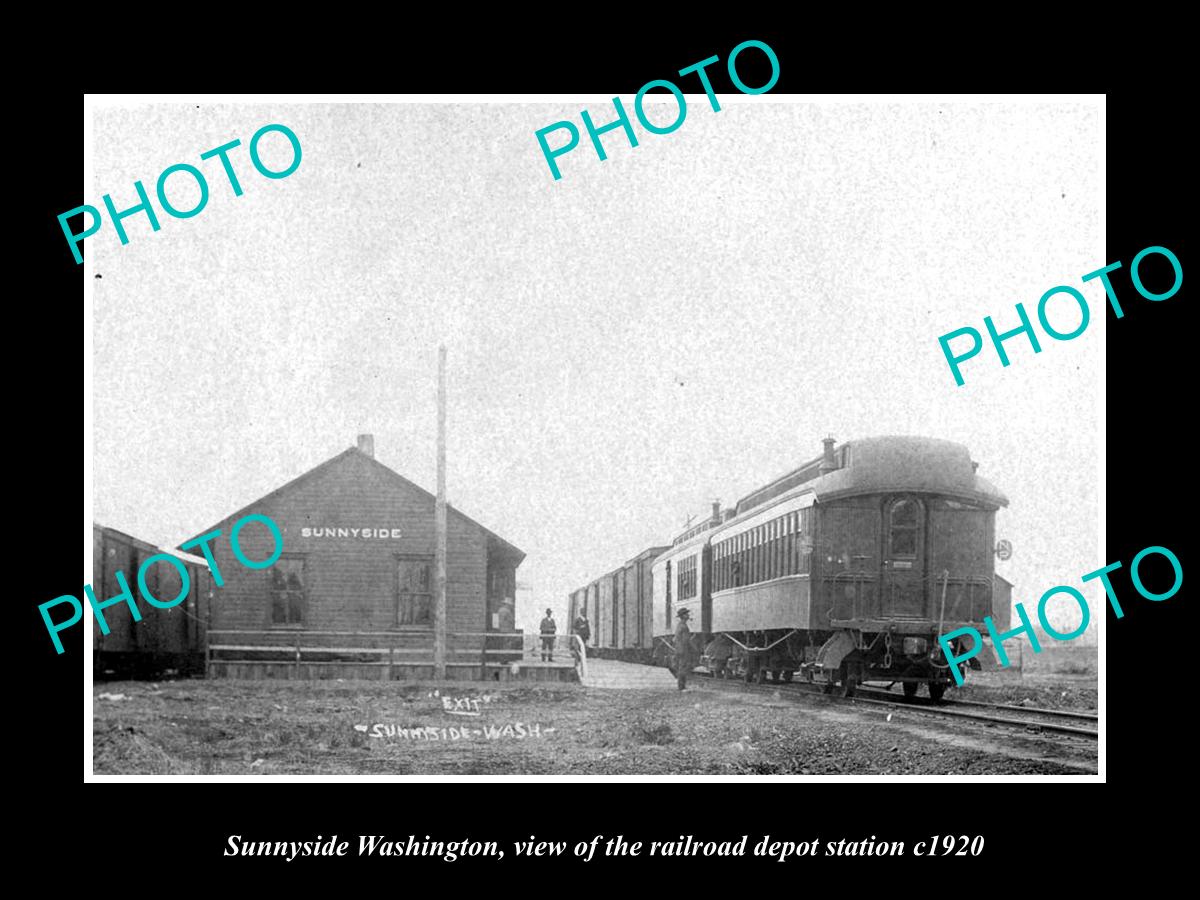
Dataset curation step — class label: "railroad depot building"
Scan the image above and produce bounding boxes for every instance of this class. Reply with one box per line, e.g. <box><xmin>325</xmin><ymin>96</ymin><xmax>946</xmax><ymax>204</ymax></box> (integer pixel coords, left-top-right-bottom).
<box><xmin>184</xmin><ymin>435</ymin><xmax>525</xmax><ymax>679</ymax></box>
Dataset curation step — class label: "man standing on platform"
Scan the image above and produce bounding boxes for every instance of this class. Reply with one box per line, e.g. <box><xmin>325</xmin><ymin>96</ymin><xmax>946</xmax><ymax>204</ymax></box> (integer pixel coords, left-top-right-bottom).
<box><xmin>572</xmin><ymin>609</ymin><xmax>591</xmax><ymax>659</ymax></box>
<box><xmin>673</xmin><ymin>607</ymin><xmax>695</xmax><ymax>691</ymax></box>
<box><xmin>539</xmin><ymin>608</ymin><xmax>557</xmax><ymax>662</ymax></box>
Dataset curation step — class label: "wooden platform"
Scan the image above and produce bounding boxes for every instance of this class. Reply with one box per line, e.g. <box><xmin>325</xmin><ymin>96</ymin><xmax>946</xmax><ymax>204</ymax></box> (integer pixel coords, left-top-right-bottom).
<box><xmin>507</xmin><ymin>660</ymin><xmax>582</xmax><ymax>683</ymax></box>
<box><xmin>578</xmin><ymin>658</ymin><xmax>678</xmax><ymax>689</ymax></box>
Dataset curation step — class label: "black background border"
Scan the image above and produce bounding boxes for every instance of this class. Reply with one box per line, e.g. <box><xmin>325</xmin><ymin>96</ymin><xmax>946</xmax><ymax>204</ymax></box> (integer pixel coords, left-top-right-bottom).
<box><xmin>20</xmin><ymin>25</ymin><xmax>1188</xmax><ymax>877</ymax></box>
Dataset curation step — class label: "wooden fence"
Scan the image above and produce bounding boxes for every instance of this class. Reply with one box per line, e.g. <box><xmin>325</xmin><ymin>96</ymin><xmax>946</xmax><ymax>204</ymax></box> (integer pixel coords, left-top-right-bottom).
<box><xmin>205</xmin><ymin>630</ymin><xmax>586</xmax><ymax>680</ymax></box>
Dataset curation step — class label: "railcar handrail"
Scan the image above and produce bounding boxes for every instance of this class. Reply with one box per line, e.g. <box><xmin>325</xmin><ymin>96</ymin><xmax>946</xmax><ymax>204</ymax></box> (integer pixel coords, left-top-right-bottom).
<box><xmin>722</xmin><ymin>629</ymin><xmax>799</xmax><ymax>653</ymax></box>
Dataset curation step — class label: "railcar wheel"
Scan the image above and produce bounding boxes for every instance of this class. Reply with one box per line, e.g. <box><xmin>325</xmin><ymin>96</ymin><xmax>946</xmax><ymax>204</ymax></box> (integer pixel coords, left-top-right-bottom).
<box><xmin>781</xmin><ymin>670</ymin><xmax>793</xmax><ymax>683</ymax></box>
<box><xmin>903</xmin><ymin>682</ymin><xmax>919</xmax><ymax>700</ymax></box>
<box><xmin>928</xmin><ymin>683</ymin><xmax>946</xmax><ymax>702</ymax></box>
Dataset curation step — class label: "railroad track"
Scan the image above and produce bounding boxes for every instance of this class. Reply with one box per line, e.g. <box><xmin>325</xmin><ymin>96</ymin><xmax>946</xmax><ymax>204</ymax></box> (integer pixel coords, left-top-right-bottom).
<box><xmin>695</xmin><ymin>672</ymin><xmax>1099</xmax><ymax>739</ymax></box>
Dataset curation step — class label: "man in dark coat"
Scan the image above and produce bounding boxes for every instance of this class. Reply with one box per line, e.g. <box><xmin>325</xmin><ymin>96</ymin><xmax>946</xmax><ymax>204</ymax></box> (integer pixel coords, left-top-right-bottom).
<box><xmin>673</xmin><ymin>607</ymin><xmax>695</xmax><ymax>691</ymax></box>
<box><xmin>539</xmin><ymin>608</ymin><xmax>557</xmax><ymax>661</ymax></box>
<box><xmin>572</xmin><ymin>611</ymin><xmax>591</xmax><ymax>658</ymax></box>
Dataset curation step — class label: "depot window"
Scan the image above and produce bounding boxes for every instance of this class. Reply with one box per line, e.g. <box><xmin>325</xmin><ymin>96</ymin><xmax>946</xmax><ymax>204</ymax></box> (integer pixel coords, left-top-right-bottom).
<box><xmin>270</xmin><ymin>556</ymin><xmax>306</xmax><ymax>626</ymax></box>
<box><xmin>397</xmin><ymin>556</ymin><xmax>433</xmax><ymax>627</ymax></box>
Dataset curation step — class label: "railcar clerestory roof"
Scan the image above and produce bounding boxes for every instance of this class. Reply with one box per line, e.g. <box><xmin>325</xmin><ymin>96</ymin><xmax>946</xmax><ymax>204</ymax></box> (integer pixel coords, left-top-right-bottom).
<box><xmin>737</xmin><ymin>435</ymin><xmax>1008</xmax><ymax>513</ymax></box>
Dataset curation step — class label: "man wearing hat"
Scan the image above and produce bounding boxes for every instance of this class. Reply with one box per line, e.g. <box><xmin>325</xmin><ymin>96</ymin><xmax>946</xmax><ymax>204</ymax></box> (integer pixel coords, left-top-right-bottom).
<box><xmin>572</xmin><ymin>609</ymin><xmax>591</xmax><ymax>659</ymax></box>
<box><xmin>539</xmin><ymin>608</ymin><xmax>558</xmax><ymax>662</ymax></box>
<box><xmin>673</xmin><ymin>607</ymin><xmax>695</xmax><ymax>691</ymax></box>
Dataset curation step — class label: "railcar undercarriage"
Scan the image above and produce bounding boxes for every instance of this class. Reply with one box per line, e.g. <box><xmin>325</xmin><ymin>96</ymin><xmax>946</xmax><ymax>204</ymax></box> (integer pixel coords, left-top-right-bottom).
<box><xmin>689</xmin><ymin>628</ymin><xmax>977</xmax><ymax>700</ymax></box>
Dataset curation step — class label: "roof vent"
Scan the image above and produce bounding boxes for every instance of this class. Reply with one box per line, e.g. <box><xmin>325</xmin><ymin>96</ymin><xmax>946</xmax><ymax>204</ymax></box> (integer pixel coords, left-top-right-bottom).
<box><xmin>819</xmin><ymin>436</ymin><xmax>837</xmax><ymax>476</ymax></box>
<box><xmin>357</xmin><ymin>434</ymin><xmax>375</xmax><ymax>458</ymax></box>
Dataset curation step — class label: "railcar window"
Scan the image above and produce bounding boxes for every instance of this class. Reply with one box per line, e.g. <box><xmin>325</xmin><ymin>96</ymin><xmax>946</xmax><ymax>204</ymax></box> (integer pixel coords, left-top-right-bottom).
<box><xmin>777</xmin><ymin>513</ymin><xmax>787</xmax><ymax>578</ymax></box>
<box><xmin>397</xmin><ymin>557</ymin><xmax>433</xmax><ymax>627</ymax></box>
<box><xmin>769</xmin><ymin>521</ymin><xmax>776</xmax><ymax>579</ymax></box>
<box><xmin>787</xmin><ymin>513</ymin><xmax>796</xmax><ymax>575</ymax></box>
<box><xmin>760</xmin><ymin>526</ymin><xmax>766</xmax><ymax>581</ymax></box>
<box><xmin>758</xmin><ymin>527</ymin><xmax>764</xmax><ymax>582</ymax></box>
<box><xmin>773</xmin><ymin>519</ymin><xmax>780</xmax><ymax>579</ymax></box>
<box><xmin>778</xmin><ymin>519</ymin><xmax>785</xmax><ymax>577</ymax></box>
<box><xmin>889</xmin><ymin>498</ymin><xmax>920</xmax><ymax>558</ymax></box>
<box><xmin>270</xmin><ymin>558</ymin><xmax>305</xmax><ymax>626</ymax></box>
<box><xmin>748</xmin><ymin>528</ymin><xmax>758</xmax><ymax>585</ymax></box>
<box><xmin>753</xmin><ymin>528</ymin><xmax>760</xmax><ymax>583</ymax></box>
<box><xmin>792</xmin><ymin>513</ymin><xmax>800</xmax><ymax>574</ymax></box>
<box><xmin>748</xmin><ymin>531</ymin><xmax>754</xmax><ymax>583</ymax></box>
<box><xmin>778</xmin><ymin>520</ymin><xmax>786</xmax><ymax>577</ymax></box>
<box><xmin>779</xmin><ymin>518</ymin><xmax>786</xmax><ymax>576</ymax></box>
<box><xmin>679</xmin><ymin>555</ymin><xmax>697</xmax><ymax>600</ymax></box>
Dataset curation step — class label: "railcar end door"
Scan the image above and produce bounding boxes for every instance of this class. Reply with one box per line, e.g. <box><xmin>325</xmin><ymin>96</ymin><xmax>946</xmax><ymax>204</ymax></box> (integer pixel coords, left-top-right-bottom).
<box><xmin>882</xmin><ymin>496</ymin><xmax>926</xmax><ymax>619</ymax></box>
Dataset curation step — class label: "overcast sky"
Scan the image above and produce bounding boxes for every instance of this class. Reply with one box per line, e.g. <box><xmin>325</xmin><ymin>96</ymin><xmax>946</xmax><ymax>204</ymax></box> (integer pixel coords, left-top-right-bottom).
<box><xmin>90</xmin><ymin>99</ymin><xmax>1101</xmax><ymax>639</ymax></box>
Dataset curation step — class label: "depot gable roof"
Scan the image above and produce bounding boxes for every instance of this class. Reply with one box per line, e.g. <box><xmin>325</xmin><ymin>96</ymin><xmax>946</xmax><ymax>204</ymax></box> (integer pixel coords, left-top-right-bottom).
<box><xmin>178</xmin><ymin>445</ymin><xmax>525</xmax><ymax>564</ymax></box>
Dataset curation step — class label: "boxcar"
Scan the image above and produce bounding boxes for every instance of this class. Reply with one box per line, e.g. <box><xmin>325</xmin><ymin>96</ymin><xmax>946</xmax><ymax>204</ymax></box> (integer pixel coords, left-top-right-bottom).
<box><xmin>649</xmin><ymin>435</ymin><xmax>1009</xmax><ymax>699</ymax></box>
<box><xmin>568</xmin><ymin>545</ymin><xmax>669</xmax><ymax>660</ymax></box>
<box><xmin>93</xmin><ymin>524</ymin><xmax>213</xmax><ymax>679</ymax></box>
<box><xmin>625</xmin><ymin>545</ymin><xmax>668</xmax><ymax>652</ymax></box>
<box><xmin>597</xmin><ymin>568</ymin><xmax>624</xmax><ymax>650</ymax></box>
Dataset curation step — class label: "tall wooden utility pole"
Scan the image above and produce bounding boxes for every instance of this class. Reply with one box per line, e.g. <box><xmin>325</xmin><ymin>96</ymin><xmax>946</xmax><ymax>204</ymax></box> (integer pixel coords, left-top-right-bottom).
<box><xmin>434</xmin><ymin>346</ymin><xmax>448</xmax><ymax>680</ymax></box>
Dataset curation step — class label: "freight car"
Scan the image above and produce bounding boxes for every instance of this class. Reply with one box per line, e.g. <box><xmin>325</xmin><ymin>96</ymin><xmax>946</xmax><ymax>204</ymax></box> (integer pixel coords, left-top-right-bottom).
<box><xmin>568</xmin><ymin>545</ymin><xmax>668</xmax><ymax>663</ymax></box>
<box><xmin>652</xmin><ymin>436</ymin><xmax>1008</xmax><ymax>698</ymax></box>
<box><xmin>92</xmin><ymin>524</ymin><xmax>213</xmax><ymax>679</ymax></box>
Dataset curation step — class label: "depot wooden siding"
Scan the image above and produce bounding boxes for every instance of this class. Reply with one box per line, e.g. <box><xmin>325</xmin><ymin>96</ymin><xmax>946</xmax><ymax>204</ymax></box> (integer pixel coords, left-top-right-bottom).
<box><xmin>186</xmin><ymin>447</ymin><xmax>517</xmax><ymax>643</ymax></box>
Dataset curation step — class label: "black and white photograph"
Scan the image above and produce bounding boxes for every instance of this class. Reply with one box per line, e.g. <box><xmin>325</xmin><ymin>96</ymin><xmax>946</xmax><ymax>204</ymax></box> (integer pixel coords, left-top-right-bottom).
<box><xmin>81</xmin><ymin>93</ymin><xmax>1105</xmax><ymax>779</ymax></box>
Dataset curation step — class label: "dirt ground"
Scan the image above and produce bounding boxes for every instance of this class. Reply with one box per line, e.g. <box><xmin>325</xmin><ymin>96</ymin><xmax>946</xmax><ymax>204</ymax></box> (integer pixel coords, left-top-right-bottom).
<box><xmin>93</xmin><ymin>676</ymin><xmax>1098</xmax><ymax>776</ymax></box>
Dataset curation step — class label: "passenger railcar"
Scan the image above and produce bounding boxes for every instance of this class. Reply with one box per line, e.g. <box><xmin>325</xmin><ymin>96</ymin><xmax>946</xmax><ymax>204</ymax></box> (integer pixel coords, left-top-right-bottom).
<box><xmin>93</xmin><ymin>524</ymin><xmax>213</xmax><ymax>679</ymax></box>
<box><xmin>651</xmin><ymin>436</ymin><xmax>1008</xmax><ymax>698</ymax></box>
<box><xmin>570</xmin><ymin>435</ymin><xmax>1010</xmax><ymax>699</ymax></box>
